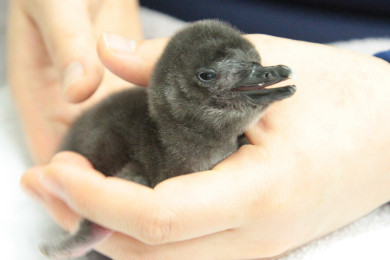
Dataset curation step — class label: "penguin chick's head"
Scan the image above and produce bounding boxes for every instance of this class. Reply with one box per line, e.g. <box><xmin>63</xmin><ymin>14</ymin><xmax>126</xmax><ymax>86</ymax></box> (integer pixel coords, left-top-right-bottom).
<box><xmin>149</xmin><ymin>20</ymin><xmax>296</xmax><ymax>129</ymax></box>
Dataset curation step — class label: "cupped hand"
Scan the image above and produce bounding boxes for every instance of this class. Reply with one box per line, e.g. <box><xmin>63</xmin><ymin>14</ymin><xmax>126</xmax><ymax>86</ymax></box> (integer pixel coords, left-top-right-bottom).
<box><xmin>7</xmin><ymin>0</ymin><xmax>143</xmax><ymax>163</ymax></box>
<box><xmin>21</xmin><ymin>35</ymin><xmax>390</xmax><ymax>259</ymax></box>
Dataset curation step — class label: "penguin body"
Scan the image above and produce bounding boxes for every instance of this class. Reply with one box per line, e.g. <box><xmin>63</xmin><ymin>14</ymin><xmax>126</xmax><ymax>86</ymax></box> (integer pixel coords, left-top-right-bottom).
<box><xmin>40</xmin><ymin>20</ymin><xmax>296</xmax><ymax>259</ymax></box>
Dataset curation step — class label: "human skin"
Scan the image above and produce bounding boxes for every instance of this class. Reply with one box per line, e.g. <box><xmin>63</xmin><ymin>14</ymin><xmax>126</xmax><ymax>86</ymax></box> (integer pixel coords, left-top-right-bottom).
<box><xmin>20</xmin><ymin>34</ymin><xmax>390</xmax><ymax>259</ymax></box>
<box><xmin>7</xmin><ymin>0</ymin><xmax>143</xmax><ymax>164</ymax></box>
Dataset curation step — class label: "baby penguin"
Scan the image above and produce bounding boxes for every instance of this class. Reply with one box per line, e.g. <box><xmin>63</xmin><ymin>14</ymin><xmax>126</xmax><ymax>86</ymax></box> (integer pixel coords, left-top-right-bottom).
<box><xmin>40</xmin><ymin>20</ymin><xmax>296</xmax><ymax>259</ymax></box>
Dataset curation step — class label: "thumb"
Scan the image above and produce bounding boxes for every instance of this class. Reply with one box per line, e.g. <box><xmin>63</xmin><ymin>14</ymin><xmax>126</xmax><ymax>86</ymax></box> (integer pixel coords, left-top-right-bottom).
<box><xmin>28</xmin><ymin>0</ymin><xmax>104</xmax><ymax>103</ymax></box>
<box><xmin>97</xmin><ymin>34</ymin><xmax>168</xmax><ymax>86</ymax></box>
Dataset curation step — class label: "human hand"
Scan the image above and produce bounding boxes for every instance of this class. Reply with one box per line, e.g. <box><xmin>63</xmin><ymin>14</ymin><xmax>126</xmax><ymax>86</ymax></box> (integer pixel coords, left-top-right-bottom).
<box><xmin>7</xmin><ymin>0</ymin><xmax>143</xmax><ymax>163</ymax></box>
<box><xmin>21</xmin><ymin>35</ymin><xmax>390</xmax><ymax>259</ymax></box>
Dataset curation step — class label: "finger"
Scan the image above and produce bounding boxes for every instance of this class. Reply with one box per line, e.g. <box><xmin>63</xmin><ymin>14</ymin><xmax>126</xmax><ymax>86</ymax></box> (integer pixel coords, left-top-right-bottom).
<box><xmin>21</xmin><ymin>166</ymin><xmax>81</xmax><ymax>232</ymax></box>
<box><xmin>96</xmin><ymin>34</ymin><xmax>279</xmax><ymax>87</ymax></box>
<box><xmin>24</xmin><ymin>0</ymin><xmax>104</xmax><ymax>103</ymax></box>
<box><xmin>96</xmin><ymin>227</ymin><xmax>276</xmax><ymax>260</ymax></box>
<box><xmin>97</xmin><ymin>35</ymin><xmax>168</xmax><ymax>86</ymax></box>
<box><xmin>38</xmin><ymin>148</ymin><xmax>270</xmax><ymax>245</ymax></box>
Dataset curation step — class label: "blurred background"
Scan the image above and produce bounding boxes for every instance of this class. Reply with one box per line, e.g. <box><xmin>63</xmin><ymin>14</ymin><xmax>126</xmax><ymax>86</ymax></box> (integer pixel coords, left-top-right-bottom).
<box><xmin>140</xmin><ymin>0</ymin><xmax>390</xmax><ymax>42</ymax></box>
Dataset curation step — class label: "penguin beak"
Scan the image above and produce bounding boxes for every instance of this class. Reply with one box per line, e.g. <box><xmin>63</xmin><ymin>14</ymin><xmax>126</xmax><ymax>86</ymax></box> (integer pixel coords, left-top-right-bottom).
<box><xmin>231</xmin><ymin>64</ymin><xmax>297</xmax><ymax>104</ymax></box>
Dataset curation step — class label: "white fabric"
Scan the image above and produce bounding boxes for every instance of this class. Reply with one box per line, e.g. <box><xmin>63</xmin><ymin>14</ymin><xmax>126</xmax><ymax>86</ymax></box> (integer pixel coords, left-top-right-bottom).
<box><xmin>1</xmin><ymin>7</ymin><xmax>389</xmax><ymax>259</ymax></box>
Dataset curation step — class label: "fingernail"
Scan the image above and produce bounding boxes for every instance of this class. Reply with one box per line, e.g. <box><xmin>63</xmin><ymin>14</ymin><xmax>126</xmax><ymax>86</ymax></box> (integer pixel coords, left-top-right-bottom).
<box><xmin>103</xmin><ymin>33</ymin><xmax>137</xmax><ymax>54</ymax></box>
<box><xmin>39</xmin><ymin>173</ymin><xmax>66</xmax><ymax>200</ymax></box>
<box><xmin>62</xmin><ymin>61</ymin><xmax>84</xmax><ymax>93</ymax></box>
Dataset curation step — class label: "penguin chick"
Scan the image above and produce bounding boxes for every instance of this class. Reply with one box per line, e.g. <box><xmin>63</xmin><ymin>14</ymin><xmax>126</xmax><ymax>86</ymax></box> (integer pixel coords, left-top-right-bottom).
<box><xmin>40</xmin><ymin>20</ymin><xmax>296</xmax><ymax>259</ymax></box>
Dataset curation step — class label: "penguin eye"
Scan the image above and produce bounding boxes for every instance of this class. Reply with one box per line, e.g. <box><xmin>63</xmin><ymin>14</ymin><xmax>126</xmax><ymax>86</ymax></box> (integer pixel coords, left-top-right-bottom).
<box><xmin>197</xmin><ymin>70</ymin><xmax>216</xmax><ymax>82</ymax></box>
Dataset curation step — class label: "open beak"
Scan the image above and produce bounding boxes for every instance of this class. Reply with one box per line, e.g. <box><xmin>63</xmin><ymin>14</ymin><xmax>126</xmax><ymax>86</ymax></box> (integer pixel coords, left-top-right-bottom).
<box><xmin>231</xmin><ymin>64</ymin><xmax>296</xmax><ymax>104</ymax></box>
